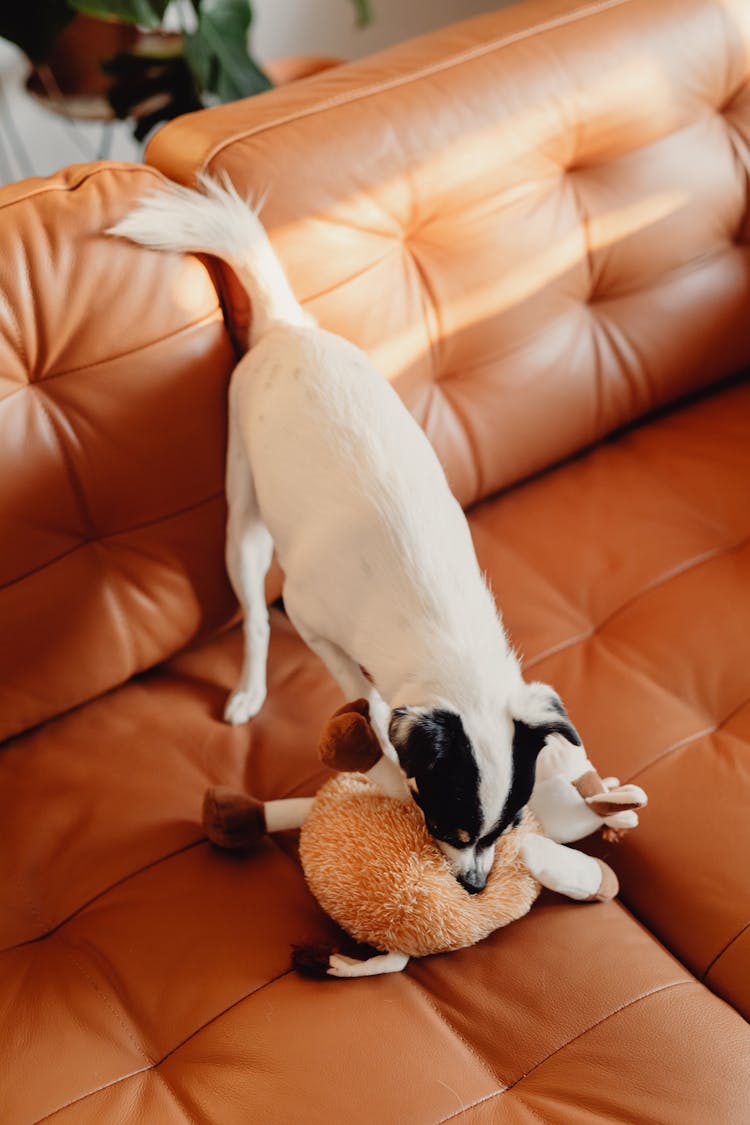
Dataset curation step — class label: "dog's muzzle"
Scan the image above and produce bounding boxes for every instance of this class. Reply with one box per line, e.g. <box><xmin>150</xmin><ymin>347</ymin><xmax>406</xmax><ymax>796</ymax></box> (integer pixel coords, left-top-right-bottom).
<box><xmin>457</xmin><ymin>869</ymin><xmax>487</xmax><ymax>895</ymax></box>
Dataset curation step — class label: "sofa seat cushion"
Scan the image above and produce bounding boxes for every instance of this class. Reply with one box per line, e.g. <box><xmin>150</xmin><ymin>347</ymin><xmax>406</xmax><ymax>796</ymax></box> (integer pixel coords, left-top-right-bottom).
<box><xmin>470</xmin><ymin>375</ymin><xmax>750</xmax><ymax>1019</ymax></box>
<box><xmin>1</xmin><ymin>613</ymin><xmax>748</xmax><ymax>1125</ymax></box>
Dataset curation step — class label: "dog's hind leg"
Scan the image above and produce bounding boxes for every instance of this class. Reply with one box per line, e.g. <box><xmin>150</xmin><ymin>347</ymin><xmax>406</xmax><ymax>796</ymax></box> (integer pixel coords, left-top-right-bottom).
<box><xmin>223</xmin><ymin>410</ymin><xmax>274</xmax><ymax>725</ymax></box>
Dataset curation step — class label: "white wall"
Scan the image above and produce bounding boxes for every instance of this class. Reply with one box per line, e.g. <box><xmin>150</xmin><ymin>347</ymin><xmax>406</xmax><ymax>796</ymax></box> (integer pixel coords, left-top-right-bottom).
<box><xmin>253</xmin><ymin>0</ymin><xmax>508</xmax><ymax>61</ymax></box>
<box><xmin>0</xmin><ymin>1</ymin><xmax>513</xmax><ymax>185</ymax></box>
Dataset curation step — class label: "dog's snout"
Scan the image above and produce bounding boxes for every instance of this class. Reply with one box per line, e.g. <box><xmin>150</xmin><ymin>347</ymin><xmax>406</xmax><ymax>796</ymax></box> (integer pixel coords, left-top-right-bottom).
<box><xmin>458</xmin><ymin>870</ymin><xmax>487</xmax><ymax>895</ymax></box>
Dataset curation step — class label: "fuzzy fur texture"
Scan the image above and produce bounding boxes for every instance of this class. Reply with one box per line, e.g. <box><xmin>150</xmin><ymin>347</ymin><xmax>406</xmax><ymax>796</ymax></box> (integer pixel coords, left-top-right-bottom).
<box><xmin>299</xmin><ymin>774</ymin><xmax>541</xmax><ymax>958</ymax></box>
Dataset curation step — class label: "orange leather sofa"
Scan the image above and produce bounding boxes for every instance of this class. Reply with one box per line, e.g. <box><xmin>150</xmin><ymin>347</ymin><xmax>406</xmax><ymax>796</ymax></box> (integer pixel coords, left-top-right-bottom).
<box><xmin>2</xmin><ymin>1</ymin><xmax>749</xmax><ymax>1121</ymax></box>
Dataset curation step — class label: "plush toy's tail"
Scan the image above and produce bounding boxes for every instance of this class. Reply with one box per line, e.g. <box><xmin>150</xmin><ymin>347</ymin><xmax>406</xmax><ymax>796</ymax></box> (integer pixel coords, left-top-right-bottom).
<box><xmin>109</xmin><ymin>174</ymin><xmax>313</xmax><ymax>347</ymax></box>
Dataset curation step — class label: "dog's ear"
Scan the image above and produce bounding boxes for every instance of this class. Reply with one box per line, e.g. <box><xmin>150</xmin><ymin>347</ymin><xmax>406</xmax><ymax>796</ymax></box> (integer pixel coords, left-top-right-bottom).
<box><xmin>510</xmin><ymin>681</ymin><xmax>581</xmax><ymax>763</ymax></box>
<box><xmin>389</xmin><ymin>708</ymin><xmax>463</xmax><ymax>778</ymax></box>
<box><xmin>503</xmin><ymin>683</ymin><xmax>581</xmax><ymax>817</ymax></box>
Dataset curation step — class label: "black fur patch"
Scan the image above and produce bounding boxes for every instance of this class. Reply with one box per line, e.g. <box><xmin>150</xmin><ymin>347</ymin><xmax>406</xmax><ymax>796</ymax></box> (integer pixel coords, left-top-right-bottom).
<box><xmin>493</xmin><ymin>699</ymin><xmax>581</xmax><ymax>835</ymax></box>
<box><xmin>545</xmin><ymin>692</ymin><xmax>582</xmax><ymax>744</ymax></box>
<box><xmin>390</xmin><ymin>709</ymin><xmax>482</xmax><ymax>845</ymax></box>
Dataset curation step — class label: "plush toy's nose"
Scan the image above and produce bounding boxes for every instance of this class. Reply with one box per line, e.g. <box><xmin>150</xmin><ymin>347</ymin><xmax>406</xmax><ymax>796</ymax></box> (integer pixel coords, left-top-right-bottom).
<box><xmin>458</xmin><ymin>870</ymin><xmax>486</xmax><ymax>895</ymax></box>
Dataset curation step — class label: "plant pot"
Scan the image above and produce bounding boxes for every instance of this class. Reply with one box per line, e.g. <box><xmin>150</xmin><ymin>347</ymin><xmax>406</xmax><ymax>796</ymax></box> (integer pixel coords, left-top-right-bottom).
<box><xmin>26</xmin><ymin>15</ymin><xmax>182</xmax><ymax>121</ymax></box>
<box><xmin>27</xmin><ymin>14</ymin><xmax>137</xmax><ymax>99</ymax></box>
<box><xmin>25</xmin><ymin>18</ymin><xmax>342</xmax><ymax>127</ymax></box>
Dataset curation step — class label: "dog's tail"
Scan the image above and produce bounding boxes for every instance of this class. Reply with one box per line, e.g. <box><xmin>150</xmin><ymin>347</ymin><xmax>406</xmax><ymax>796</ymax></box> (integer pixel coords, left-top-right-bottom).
<box><xmin>108</xmin><ymin>173</ymin><xmax>311</xmax><ymax>346</ymax></box>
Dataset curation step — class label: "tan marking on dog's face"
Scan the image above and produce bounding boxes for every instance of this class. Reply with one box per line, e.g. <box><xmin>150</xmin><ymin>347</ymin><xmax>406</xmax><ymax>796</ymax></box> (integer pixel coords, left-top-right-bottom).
<box><xmin>456</xmin><ymin>829</ymin><xmax>471</xmax><ymax>844</ymax></box>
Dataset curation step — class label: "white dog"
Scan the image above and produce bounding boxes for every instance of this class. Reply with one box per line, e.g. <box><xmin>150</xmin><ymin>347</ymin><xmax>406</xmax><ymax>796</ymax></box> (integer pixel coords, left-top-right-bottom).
<box><xmin>111</xmin><ymin>176</ymin><xmax>580</xmax><ymax>892</ymax></box>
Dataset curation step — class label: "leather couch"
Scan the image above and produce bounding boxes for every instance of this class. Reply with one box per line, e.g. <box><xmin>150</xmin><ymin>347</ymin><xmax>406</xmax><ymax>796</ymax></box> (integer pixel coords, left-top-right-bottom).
<box><xmin>2</xmin><ymin>0</ymin><xmax>749</xmax><ymax>1121</ymax></box>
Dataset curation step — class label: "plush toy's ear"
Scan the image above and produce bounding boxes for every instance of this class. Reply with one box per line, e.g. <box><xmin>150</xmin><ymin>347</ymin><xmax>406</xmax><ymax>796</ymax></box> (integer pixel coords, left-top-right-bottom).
<box><xmin>584</xmin><ymin>783</ymin><xmax>648</xmax><ymax>817</ymax></box>
<box><xmin>319</xmin><ymin>699</ymin><xmax>384</xmax><ymax>773</ymax></box>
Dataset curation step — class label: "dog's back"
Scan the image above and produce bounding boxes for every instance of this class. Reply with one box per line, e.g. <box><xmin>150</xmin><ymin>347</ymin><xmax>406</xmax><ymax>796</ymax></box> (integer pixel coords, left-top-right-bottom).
<box><xmin>230</xmin><ymin>318</ymin><xmax>500</xmax><ymax>701</ymax></box>
<box><xmin>110</xmin><ymin>177</ymin><xmax>509</xmax><ymax>701</ymax></box>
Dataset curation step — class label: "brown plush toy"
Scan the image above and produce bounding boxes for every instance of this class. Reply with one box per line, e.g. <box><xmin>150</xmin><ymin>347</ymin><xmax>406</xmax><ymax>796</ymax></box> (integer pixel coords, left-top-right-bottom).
<box><xmin>203</xmin><ymin>701</ymin><xmax>646</xmax><ymax>979</ymax></box>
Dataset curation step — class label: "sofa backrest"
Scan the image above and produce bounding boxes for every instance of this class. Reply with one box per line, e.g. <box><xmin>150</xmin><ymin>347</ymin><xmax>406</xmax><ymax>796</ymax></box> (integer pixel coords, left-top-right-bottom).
<box><xmin>0</xmin><ymin>164</ymin><xmax>237</xmax><ymax>741</ymax></box>
<box><xmin>148</xmin><ymin>0</ymin><xmax>750</xmax><ymax>509</ymax></box>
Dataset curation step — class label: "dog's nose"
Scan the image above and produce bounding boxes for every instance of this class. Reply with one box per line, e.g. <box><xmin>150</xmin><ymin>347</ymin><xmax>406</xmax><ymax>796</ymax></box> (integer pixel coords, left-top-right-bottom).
<box><xmin>458</xmin><ymin>871</ymin><xmax>486</xmax><ymax>895</ymax></box>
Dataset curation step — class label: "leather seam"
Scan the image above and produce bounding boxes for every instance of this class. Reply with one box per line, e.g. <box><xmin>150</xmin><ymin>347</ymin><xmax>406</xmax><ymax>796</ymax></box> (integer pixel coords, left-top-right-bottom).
<box><xmin>31</xmin><ymin>1064</ymin><xmax>154</xmax><ymax>1125</ymax></box>
<box><xmin>0</xmin><ymin>162</ymin><xmax>168</xmax><ymax>215</ymax></box>
<box><xmin>303</xmin><ymin>244</ymin><xmax>398</xmax><ymax>304</ymax></box>
<box><xmin>2</xmin><ymin>818</ymin><xmax>303</xmax><ymax>954</ymax></box>
<box><xmin>703</xmin><ymin>918</ymin><xmax>750</xmax><ymax>982</ymax></box>
<box><xmin>54</xmin><ymin>932</ymin><xmax>154</xmax><ymax>1064</ymax></box>
<box><xmin>0</xmin><ymin>278</ymin><xmax>30</xmax><ymax>378</ymax></box>
<box><xmin>150</xmin><ymin>1068</ymin><xmax>203</xmax><ymax>1125</ymax></box>
<box><xmin>523</xmin><ymin>530</ymin><xmax>750</xmax><ymax>672</ymax></box>
<box><xmin>31</xmin><ymin>388</ymin><xmax>97</xmax><ymax>538</ymax></box>
<box><xmin>626</xmin><ymin>694</ymin><xmax>750</xmax><ymax>785</ymax></box>
<box><xmin>433</xmin><ymin>979</ymin><xmax>692</xmax><ymax>1124</ymax></box>
<box><xmin>95</xmin><ymin>544</ymin><xmax>138</xmax><ymax>673</ymax></box>
<box><xmin>436</xmin><ymin>379</ymin><xmax>485</xmax><ymax>505</ymax></box>
<box><xmin>1</xmin><ymin>840</ymin><xmax>205</xmax><ymax>955</ymax></box>
<box><xmin>200</xmin><ymin>0</ymin><xmax>636</xmax><ymax>174</ymax></box>
<box><xmin>405</xmin><ymin>972</ymin><xmax>510</xmax><ymax>1090</ymax></box>
<box><xmin>27</xmin><ymin>391</ymin><xmax>144</xmax><ymax>704</ymax></box>
<box><xmin>0</xmin><ymin>489</ymin><xmax>224</xmax><ymax>595</ymax></box>
<box><xmin>431</xmin><ymin>1088</ymin><xmax>507</xmax><ymax>1125</ymax></box>
<box><xmin>0</xmin><ymin>307</ymin><xmax>225</xmax><ymax>400</ymax></box>
<box><xmin>30</xmin><ymin>967</ymin><xmax>295</xmax><ymax>1125</ymax></box>
<box><xmin>589</xmin><ymin>236</ymin><xmax>746</xmax><ymax>307</ymax></box>
<box><xmin>403</xmin><ymin>242</ymin><xmax>442</xmax><ymax>382</ymax></box>
<box><xmin>506</xmin><ymin>979</ymin><xmax>691</xmax><ymax>1089</ymax></box>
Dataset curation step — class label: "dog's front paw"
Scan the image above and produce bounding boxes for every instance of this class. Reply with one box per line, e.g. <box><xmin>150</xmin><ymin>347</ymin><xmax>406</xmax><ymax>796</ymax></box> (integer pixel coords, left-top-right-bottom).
<box><xmin>223</xmin><ymin>688</ymin><xmax>265</xmax><ymax>725</ymax></box>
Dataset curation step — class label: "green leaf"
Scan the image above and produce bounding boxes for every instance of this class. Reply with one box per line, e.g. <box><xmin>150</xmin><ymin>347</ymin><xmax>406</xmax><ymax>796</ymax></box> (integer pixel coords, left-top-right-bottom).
<box><xmin>185</xmin><ymin>0</ymin><xmax>271</xmax><ymax>103</ymax></box>
<box><xmin>0</xmin><ymin>1</ymin><xmax>75</xmax><ymax>63</ymax></box>
<box><xmin>68</xmin><ymin>0</ymin><xmax>170</xmax><ymax>30</ymax></box>
<box><xmin>350</xmin><ymin>0</ymin><xmax>371</xmax><ymax>28</ymax></box>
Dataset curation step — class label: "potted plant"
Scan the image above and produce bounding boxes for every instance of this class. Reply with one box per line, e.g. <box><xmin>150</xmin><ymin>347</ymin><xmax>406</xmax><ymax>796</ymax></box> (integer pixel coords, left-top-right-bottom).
<box><xmin>1</xmin><ymin>1</ymin><xmax>371</xmax><ymax>137</ymax></box>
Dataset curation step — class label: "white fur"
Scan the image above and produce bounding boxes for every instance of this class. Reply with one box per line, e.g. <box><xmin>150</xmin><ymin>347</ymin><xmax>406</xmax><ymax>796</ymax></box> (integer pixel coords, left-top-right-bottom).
<box><xmin>110</xmin><ymin>178</ymin><xmax>554</xmax><ymax>874</ymax></box>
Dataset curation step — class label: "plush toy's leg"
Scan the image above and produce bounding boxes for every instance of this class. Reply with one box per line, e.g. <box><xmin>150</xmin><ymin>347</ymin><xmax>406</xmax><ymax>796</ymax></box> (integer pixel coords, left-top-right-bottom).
<box><xmin>520</xmin><ymin>835</ymin><xmax>619</xmax><ymax>902</ymax></box>
<box><xmin>203</xmin><ymin>787</ymin><xmax>314</xmax><ymax>849</ymax></box>
<box><xmin>293</xmin><ymin>946</ymin><xmax>410</xmax><ymax>978</ymax></box>
<box><xmin>264</xmin><ymin>798</ymin><xmax>315</xmax><ymax>831</ymax></box>
<box><xmin>327</xmin><ymin>951</ymin><xmax>410</xmax><ymax>978</ymax></box>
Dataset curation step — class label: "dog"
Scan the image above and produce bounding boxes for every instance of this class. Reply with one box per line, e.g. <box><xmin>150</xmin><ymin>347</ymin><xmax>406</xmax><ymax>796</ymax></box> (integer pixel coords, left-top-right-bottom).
<box><xmin>110</xmin><ymin>176</ymin><xmax>580</xmax><ymax>893</ymax></box>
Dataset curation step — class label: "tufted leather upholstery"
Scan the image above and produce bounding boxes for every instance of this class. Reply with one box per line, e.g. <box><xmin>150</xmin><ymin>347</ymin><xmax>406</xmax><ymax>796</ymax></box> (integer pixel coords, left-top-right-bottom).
<box><xmin>149</xmin><ymin>0</ymin><xmax>750</xmax><ymax>506</ymax></box>
<box><xmin>2</xmin><ymin>1</ymin><xmax>750</xmax><ymax>1122</ymax></box>
<box><xmin>0</xmin><ymin>164</ymin><xmax>238</xmax><ymax>741</ymax></box>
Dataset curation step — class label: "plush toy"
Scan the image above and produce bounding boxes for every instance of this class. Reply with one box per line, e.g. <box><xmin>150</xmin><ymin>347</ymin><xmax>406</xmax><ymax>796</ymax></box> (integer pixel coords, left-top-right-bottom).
<box><xmin>203</xmin><ymin>700</ymin><xmax>647</xmax><ymax>978</ymax></box>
